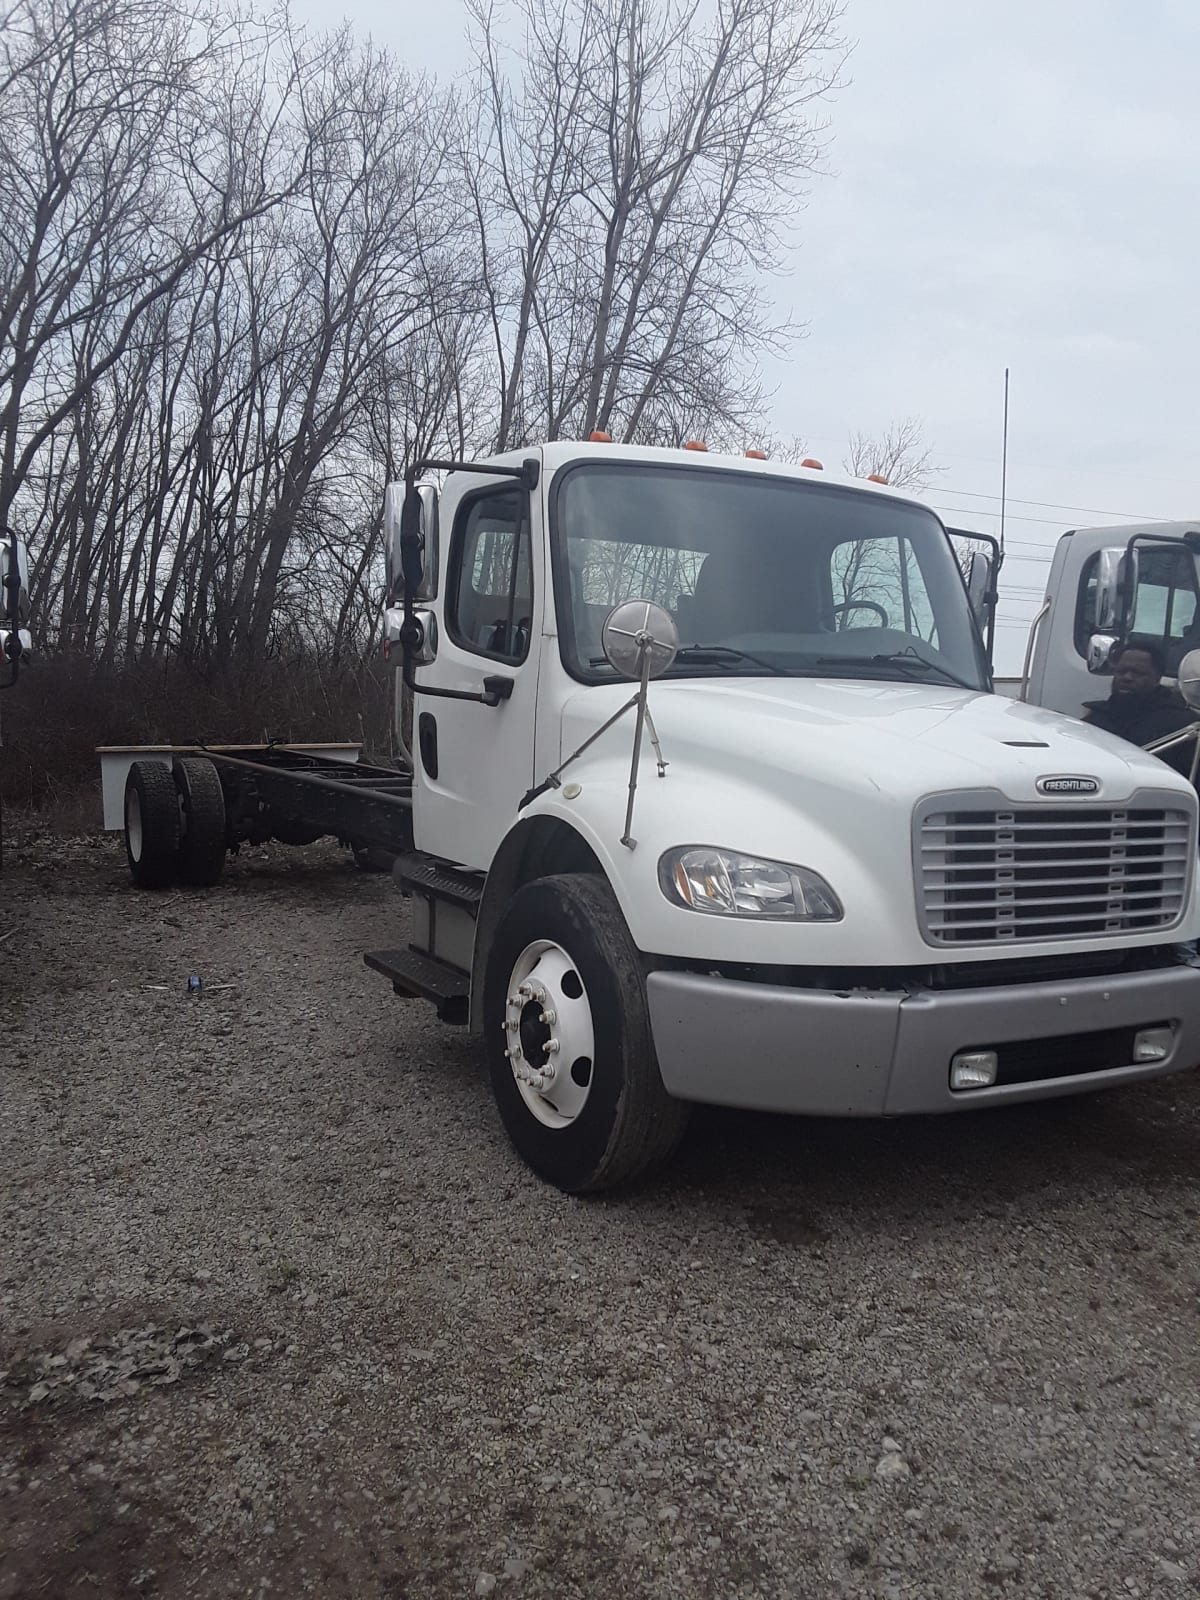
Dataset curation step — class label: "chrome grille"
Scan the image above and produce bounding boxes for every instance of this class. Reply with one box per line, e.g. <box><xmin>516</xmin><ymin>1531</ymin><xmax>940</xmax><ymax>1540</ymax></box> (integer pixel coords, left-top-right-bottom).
<box><xmin>917</xmin><ymin>803</ymin><xmax>1192</xmax><ymax>945</ymax></box>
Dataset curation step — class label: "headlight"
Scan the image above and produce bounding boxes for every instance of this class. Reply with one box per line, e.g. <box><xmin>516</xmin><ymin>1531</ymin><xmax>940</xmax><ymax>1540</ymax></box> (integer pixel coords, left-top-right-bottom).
<box><xmin>658</xmin><ymin>846</ymin><xmax>843</xmax><ymax>920</ymax></box>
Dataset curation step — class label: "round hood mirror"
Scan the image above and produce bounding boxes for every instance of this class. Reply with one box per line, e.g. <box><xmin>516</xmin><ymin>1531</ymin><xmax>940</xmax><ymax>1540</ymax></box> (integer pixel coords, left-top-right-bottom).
<box><xmin>601</xmin><ymin>600</ymin><xmax>679</xmax><ymax>681</ymax></box>
<box><xmin>1178</xmin><ymin>648</ymin><xmax>1200</xmax><ymax>711</ymax></box>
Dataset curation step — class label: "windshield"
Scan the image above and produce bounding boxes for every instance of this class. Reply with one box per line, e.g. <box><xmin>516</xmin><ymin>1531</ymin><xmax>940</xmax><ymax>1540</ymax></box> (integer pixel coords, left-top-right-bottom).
<box><xmin>550</xmin><ymin>462</ymin><xmax>989</xmax><ymax>690</ymax></box>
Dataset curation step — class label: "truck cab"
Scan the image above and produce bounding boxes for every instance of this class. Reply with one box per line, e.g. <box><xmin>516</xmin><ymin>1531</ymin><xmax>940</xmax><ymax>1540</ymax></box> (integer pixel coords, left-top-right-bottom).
<box><xmin>1022</xmin><ymin>520</ymin><xmax>1200</xmax><ymax>721</ymax></box>
<box><xmin>372</xmin><ymin>444</ymin><xmax>1200</xmax><ymax>1192</ymax></box>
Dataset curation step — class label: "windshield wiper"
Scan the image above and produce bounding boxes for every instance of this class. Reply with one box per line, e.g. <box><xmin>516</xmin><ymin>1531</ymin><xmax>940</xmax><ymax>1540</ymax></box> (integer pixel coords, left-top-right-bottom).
<box><xmin>814</xmin><ymin>650</ymin><xmax>980</xmax><ymax>692</ymax></box>
<box><xmin>589</xmin><ymin>643</ymin><xmax>791</xmax><ymax>676</ymax></box>
<box><xmin>672</xmin><ymin>644</ymin><xmax>791</xmax><ymax>676</ymax></box>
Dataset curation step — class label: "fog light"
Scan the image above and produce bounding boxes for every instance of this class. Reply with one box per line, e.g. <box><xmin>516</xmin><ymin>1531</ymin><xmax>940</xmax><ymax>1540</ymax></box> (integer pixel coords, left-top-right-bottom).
<box><xmin>950</xmin><ymin>1050</ymin><xmax>998</xmax><ymax>1091</ymax></box>
<box><xmin>1132</xmin><ymin>1026</ymin><xmax>1174</xmax><ymax>1063</ymax></box>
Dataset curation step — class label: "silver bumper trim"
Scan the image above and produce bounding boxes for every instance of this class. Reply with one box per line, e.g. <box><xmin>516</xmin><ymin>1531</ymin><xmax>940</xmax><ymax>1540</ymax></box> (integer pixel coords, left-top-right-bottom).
<box><xmin>645</xmin><ymin>964</ymin><xmax>1200</xmax><ymax>1116</ymax></box>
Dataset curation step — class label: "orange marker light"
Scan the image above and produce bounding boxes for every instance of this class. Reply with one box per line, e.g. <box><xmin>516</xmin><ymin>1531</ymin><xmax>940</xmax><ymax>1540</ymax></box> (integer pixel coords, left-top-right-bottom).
<box><xmin>684</xmin><ymin>439</ymin><xmax>708</xmax><ymax>451</ymax></box>
<box><xmin>745</xmin><ymin>449</ymin><xmax>768</xmax><ymax>460</ymax></box>
<box><xmin>867</xmin><ymin>472</ymin><xmax>888</xmax><ymax>484</ymax></box>
<box><xmin>589</xmin><ymin>430</ymin><xmax>612</xmax><ymax>443</ymax></box>
<box><xmin>801</xmin><ymin>457</ymin><xmax>823</xmax><ymax>470</ymax></box>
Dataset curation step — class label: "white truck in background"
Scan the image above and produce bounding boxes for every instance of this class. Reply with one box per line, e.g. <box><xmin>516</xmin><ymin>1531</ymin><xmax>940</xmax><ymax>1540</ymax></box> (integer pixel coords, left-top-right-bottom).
<box><xmin>1007</xmin><ymin>521</ymin><xmax>1200</xmax><ymax>724</ymax></box>
<box><xmin>111</xmin><ymin>445</ymin><xmax>1200</xmax><ymax>1192</ymax></box>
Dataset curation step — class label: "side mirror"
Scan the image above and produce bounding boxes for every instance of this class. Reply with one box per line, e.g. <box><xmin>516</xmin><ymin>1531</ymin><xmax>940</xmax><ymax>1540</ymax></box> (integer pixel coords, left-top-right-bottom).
<box><xmin>381</xmin><ymin>603</ymin><xmax>437</xmax><ymax>667</ymax></box>
<box><xmin>965</xmin><ymin>550</ymin><xmax>994</xmax><ymax>622</ymax></box>
<box><xmin>1178</xmin><ymin>649</ymin><xmax>1200</xmax><ymax>711</ymax></box>
<box><xmin>601</xmin><ymin>600</ymin><xmax>679</xmax><ymax>680</ymax></box>
<box><xmin>1094</xmin><ymin>545</ymin><xmax>1136</xmax><ymax>633</ymax></box>
<box><xmin>0</xmin><ymin>532</ymin><xmax>31</xmax><ymax>684</ymax></box>
<box><xmin>383</xmin><ymin>481</ymin><xmax>438</xmax><ymax>603</ymax></box>
<box><xmin>1087</xmin><ymin>633</ymin><xmax>1118</xmax><ymax>673</ymax></box>
<box><xmin>0</xmin><ymin>530</ymin><xmax>30</xmax><ymax>628</ymax></box>
<box><xmin>382</xmin><ymin>603</ymin><xmax>404</xmax><ymax>665</ymax></box>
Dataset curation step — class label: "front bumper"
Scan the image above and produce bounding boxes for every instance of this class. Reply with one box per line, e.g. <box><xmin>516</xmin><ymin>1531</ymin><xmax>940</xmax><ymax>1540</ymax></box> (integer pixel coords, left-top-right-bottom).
<box><xmin>645</xmin><ymin>964</ymin><xmax>1200</xmax><ymax>1115</ymax></box>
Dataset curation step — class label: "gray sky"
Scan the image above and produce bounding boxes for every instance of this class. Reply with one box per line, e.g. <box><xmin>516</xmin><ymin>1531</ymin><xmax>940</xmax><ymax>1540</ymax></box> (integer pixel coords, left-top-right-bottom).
<box><xmin>297</xmin><ymin>0</ymin><xmax>1200</xmax><ymax>673</ymax></box>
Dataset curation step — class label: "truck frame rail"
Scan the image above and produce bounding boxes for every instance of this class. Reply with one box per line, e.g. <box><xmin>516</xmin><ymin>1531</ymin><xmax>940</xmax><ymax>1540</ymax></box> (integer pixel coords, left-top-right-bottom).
<box><xmin>100</xmin><ymin>742</ymin><xmax>414</xmax><ymax>888</ymax></box>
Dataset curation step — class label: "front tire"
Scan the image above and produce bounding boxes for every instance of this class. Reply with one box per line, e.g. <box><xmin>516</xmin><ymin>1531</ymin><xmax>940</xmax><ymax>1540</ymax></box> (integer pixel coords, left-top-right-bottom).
<box><xmin>483</xmin><ymin>874</ymin><xmax>689</xmax><ymax>1193</ymax></box>
<box><xmin>124</xmin><ymin>761</ymin><xmax>180</xmax><ymax>889</ymax></box>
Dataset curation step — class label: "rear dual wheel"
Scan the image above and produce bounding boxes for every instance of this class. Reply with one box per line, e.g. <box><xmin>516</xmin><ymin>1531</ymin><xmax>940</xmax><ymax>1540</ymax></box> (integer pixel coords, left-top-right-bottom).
<box><xmin>173</xmin><ymin>758</ymin><xmax>227</xmax><ymax>887</ymax></box>
<box><xmin>124</xmin><ymin>758</ymin><xmax>226</xmax><ymax>889</ymax></box>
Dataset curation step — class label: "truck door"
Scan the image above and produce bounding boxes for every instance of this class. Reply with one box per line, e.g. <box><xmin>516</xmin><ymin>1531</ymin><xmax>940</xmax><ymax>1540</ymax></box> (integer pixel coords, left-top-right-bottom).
<box><xmin>410</xmin><ymin>474</ymin><xmax>543</xmax><ymax>869</ymax></box>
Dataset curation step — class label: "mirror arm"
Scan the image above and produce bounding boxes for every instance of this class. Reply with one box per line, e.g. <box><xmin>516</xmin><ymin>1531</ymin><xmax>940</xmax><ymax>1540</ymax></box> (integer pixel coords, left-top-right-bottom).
<box><xmin>401</xmin><ymin>646</ymin><xmax>502</xmax><ymax>707</ymax></box>
<box><xmin>518</xmin><ymin>689</ymin><xmax>641</xmax><ymax>810</ymax></box>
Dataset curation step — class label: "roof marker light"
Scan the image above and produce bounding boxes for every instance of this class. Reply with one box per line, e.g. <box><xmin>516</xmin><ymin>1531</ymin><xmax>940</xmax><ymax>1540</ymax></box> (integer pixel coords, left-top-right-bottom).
<box><xmin>801</xmin><ymin>457</ymin><xmax>823</xmax><ymax>470</ymax></box>
<box><xmin>684</xmin><ymin>440</ymin><xmax>708</xmax><ymax>451</ymax></box>
<box><xmin>589</xmin><ymin>430</ymin><xmax>612</xmax><ymax>443</ymax></box>
<box><xmin>745</xmin><ymin>449</ymin><xmax>768</xmax><ymax>460</ymax></box>
<box><xmin>867</xmin><ymin>472</ymin><xmax>888</xmax><ymax>484</ymax></box>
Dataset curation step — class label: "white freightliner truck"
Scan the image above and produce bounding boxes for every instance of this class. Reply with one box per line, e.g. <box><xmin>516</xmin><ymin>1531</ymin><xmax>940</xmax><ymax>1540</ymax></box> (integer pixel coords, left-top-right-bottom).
<box><xmin>108</xmin><ymin>444</ymin><xmax>1200</xmax><ymax>1192</ymax></box>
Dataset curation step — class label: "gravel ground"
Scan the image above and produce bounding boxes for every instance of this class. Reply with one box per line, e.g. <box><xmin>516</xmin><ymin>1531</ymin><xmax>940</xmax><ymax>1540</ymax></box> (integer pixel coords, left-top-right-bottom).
<box><xmin>2</xmin><ymin>829</ymin><xmax>1200</xmax><ymax>1600</ymax></box>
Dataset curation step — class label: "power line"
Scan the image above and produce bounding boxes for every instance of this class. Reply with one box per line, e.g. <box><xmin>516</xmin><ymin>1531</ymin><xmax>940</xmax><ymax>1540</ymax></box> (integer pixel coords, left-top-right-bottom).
<box><xmin>936</xmin><ymin>502</ymin><xmax>1115</xmax><ymax>530</ymax></box>
<box><xmin>793</xmin><ymin>429</ymin><xmax>1200</xmax><ymax>492</ymax></box>
<box><xmin>940</xmin><ymin>485</ymin><xmax>1159</xmax><ymax>522</ymax></box>
<box><xmin>914</xmin><ymin>446</ymin><xmax>1200</xmax><ymax>490</ymax></box>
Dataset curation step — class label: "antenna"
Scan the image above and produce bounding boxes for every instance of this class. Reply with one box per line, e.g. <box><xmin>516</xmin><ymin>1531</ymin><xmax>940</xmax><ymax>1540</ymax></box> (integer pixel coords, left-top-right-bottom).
<box><xmin>999</xmin><ymin>367</ymin><xmax>1010</xmax><ymax>557</ymax></box>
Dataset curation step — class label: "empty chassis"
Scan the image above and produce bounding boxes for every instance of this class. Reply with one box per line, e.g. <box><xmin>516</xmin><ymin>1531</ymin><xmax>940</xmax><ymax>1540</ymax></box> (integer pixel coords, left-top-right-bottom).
<box><xmin>100</xmin><ymin>743</ymin><xmax>414</xmax><ymax>889</ymax></box>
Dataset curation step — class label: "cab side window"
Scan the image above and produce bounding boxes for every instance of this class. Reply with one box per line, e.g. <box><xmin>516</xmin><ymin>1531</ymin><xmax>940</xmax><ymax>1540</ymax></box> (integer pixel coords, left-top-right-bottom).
<box><xmin>828</xmin><ymin>534</ymin><xmax>939</xmax><ymax>644</ymax></box>
<box><xmin>447</xmin><ymin>488</ymin><xmax>533</xmax><ymax>664</ymax></box>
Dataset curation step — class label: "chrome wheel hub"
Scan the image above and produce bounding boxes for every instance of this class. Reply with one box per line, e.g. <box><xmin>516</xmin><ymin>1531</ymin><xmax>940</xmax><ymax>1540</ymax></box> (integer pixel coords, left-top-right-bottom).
<box><xmin>503</xmin><ymin>940</ymin><xmax>595</xmax><ymax>1128</ymax></box>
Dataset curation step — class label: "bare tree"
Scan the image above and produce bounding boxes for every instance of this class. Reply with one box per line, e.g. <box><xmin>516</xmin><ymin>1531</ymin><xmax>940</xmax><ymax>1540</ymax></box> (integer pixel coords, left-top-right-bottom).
<box><xmin>10</xmin><ymin>9</ymin><xmax>475</xmax><ymax>670</ymax></box>
<box><xmin>466</xmin><ymin>0</ymin><xmax>847</xmax><ymax>450</ymax></box>
<box><xmin>5</xmin><ymin>0</ymin><xmax>872</xmax><ymax>768</ymax></box>
<box><xmin>843</xmin><ymin>416</ymin><xmax>941</xmax><ymax>492</ymax></box>
<box><xmin>0</xmin><ymin>0</ymin><xmax>310</xmax><ymax>528</ymax></box>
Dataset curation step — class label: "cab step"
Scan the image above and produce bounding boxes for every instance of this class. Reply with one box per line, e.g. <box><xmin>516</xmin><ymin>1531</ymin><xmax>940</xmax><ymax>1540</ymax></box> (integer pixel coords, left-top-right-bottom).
<box><xmin>364</xmin><ymin>947</ymin><xmax>470</xmax><ymax>1025</ymax></box>
<box><xmin>392</xmin><ymin>852</ymin><xmax>484</xmax><ymax>913</ymax></box>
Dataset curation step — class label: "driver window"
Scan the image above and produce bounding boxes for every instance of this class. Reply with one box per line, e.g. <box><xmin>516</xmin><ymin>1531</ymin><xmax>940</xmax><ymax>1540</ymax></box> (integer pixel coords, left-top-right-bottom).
<box><xmin>448</xmin><ymin>489</ymin><xmax>532</xmax><ymax>663</ymax></box>
<box><xmin>828</xmin><ymin>535</ymin><xmax>938</xmax><ymax>644</ymax></box>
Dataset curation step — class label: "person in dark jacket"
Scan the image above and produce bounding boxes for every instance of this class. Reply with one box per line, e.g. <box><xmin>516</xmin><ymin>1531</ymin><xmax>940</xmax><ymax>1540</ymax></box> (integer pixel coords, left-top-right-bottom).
<box><xmin>1085</xmin><ymin>641</ymin><xmax>1200</xmax><ymax>962</ymax></box>
<box><xmin>1083</xmin><ymin>641</ymin><xmax>1197</xmax><ymax>780</ymax></box>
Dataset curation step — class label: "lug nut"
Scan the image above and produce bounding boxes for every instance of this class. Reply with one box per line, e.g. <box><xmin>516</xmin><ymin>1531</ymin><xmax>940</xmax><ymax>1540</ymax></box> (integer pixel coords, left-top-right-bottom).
<box><xmin>545</xmin><ymin>1039</ymin><xmax>560</xmax><ymax>1055</ymax></box>
<box><xmin>540</xmin><ymin>1009</ymin><xmax>557</xmax><ymax>1025</ymax></box>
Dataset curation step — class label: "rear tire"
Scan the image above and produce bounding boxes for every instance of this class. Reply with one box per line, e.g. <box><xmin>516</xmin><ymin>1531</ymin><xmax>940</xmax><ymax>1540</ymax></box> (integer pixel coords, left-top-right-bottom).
<box><xmin>173</xmin><ymin>757</ymin><xmax>227</xmax><ymax>887</ymax></box>
<box><xmin>124</xmin><ymin>762</ymin><xmax>180</xmax><ymax>889</ymax></box>
<box><xmin>483</xmin><ymin>874</ymin><xmax>690</xmax><ymax>1193</ymax></box>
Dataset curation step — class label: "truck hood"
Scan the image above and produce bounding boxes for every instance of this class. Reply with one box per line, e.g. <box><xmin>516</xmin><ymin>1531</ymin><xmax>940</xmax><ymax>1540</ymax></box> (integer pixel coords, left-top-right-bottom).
<box><xmin>549</xmin><ymin>676</ymin><xmax>1198</xmax><ymax>967</ymax></box>
<box><xmin>559</xmin><ymin>676</ymin><xmax>1189</xmax><ymax>806</ymax></box>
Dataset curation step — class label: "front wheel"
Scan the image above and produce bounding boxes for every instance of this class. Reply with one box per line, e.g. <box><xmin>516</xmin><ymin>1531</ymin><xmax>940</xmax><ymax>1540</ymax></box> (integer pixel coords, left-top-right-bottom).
<box><xmin>483</xmin><ymin>874</ymin><xmax>689</xmax><ymax>1193</ymax></box>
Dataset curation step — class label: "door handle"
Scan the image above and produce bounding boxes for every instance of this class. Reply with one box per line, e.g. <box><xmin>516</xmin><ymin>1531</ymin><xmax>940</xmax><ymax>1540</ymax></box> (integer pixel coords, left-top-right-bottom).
<box><xmin>482</xmin><ymin>675</ymin><xmax>515</xmax><ymax>705</ymax></box>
